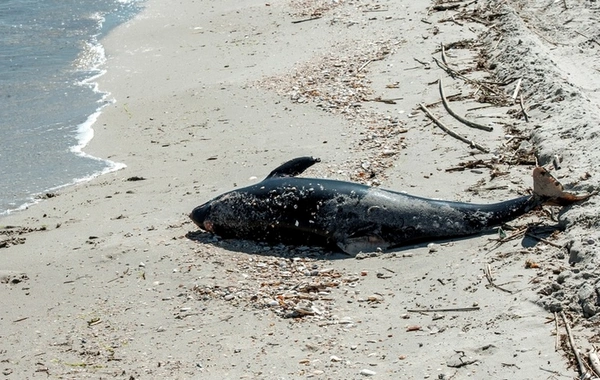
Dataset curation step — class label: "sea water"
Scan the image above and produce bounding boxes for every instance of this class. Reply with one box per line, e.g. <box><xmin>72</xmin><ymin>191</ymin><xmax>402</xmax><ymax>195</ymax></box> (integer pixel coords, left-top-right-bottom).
<box><xmin>0</xmin><ymin>0</ymin><xmax>143</xmax><ymax>215</ymax></box>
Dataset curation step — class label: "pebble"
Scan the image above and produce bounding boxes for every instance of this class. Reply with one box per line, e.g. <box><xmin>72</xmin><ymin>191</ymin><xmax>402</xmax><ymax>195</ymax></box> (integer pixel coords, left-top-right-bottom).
<box><xmin>330</xmin><ymin>355</ymin><xmax>342</xmax><ymax>362</ymax></box>
<box><xmin>157</xmin><ymin>326</ymin><xmax>166</xmax><ymax>332</ymax></box>
<box><xmin>224</xmin><ymin>294</ymin><xmax>235</xmax><ymax>301</ymax></box>
<box><xmin>265</xmin><ymin>299</ymin><xmax>279</xmax><ymax>307</ymax></box>
<box><xmin>139</xmin><ymin>262</ymin><xmax>145</xmax><ymax>268</ymax></box>
<box><xmin>360</xmin><ymin>369</ymin><xmax>376</xmax><ymax>376</ymax></box>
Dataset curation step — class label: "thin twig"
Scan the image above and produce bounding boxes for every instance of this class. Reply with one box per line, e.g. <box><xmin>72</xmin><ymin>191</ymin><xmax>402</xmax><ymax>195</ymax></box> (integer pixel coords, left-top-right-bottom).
<box><xmin>413</xmin><ymin>57</ymin><xmax>430</xmax><ymax>68</ymax></box>
<box><xmin>441</xmin><ymin>43</ymin><xmax>448</xmax><ymax>65</ymax></box>
<box><xmin>574</xmin><ymin>30</ymin><xmax>600</xmax><ymax>47</ymax></box>
<box><xmin>439</xmin><ymin>78</ymin><xmax>493</xmax><ymax>132</ymax></box>
<box><xmin>554</xmin><ymin>312</ymin><xmax>559</xmax><ymax>351</ymax></box>
<box><xmin>484</xmin><ymin>264</ymin><xmax>514</xmax><ymax>294</ymax></box>
<box><xmin>525</xmin><ymin>232</ymin><xmax>562</xmax><ymax>248</ymax></box>
<box><xmin>419</xmin><ymin>103</ymin><xmax>490</xmax><ymax>153</ymax></box>
<box><xmin>492</xmin><ymin>35</ymin><xmax>503</xmax><ymax>50</ymax></box>
<box><xmin>365</xmin><ymin>96</ymin><xmax>403</xmax><ymax>104</ymax></box>
<box><xmin>519</xmin><ymin>94</ymin><xmax>529</xmax><ymax>122</ymax></box>
<box><xmin>560</xmin><ymin>311</ymin><xmax>588</xmax><ymax>378</ymax></box>
<box><xmin>432</xmin><ymin>57</ymin><xmax>501</xmax><ymax>96</ymax></box>
<box><xmin>424</xmin><ymin>92</ymin><xmax>461</xmax><ymax>108</ymax></box>
<box><xmin>407</xmin><ymin>306</ymin><xmax>480</xmax><ymax>313</ymax></box>
<box><xmin>358</xmin><ymin>59</ymin><xmax>373</xmax><ymax>73</ymax></box>
<box><xmin>291</xmin><ymin>16</ymin><xmax>322</xmax><ymax>24</ymax></box>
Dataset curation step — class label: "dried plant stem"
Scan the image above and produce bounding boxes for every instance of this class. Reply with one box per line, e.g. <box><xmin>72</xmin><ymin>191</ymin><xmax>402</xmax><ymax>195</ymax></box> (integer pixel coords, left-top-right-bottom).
<box><xmin>441</xmin><ymin>43</ymin><xmax>448</xmax><ymax>65</ymax></box>
<box><xmin>554</xmin><ymin>312</ymin><xmax>559</xmax><ymax>351</ymax></box>
<box><xmin>484</xmin><ymin>264</ymin><xmax>513</xmax><ymax>294</ymax></box>
<box><xmin>519</xmin><ymin>94</ymin><xmax>530</xmax><ymax>122</ymax></box>
<box><xmin>433</xmin><ymin>57</ymin><xmax>501</xmax><ymax>96</ymax></box>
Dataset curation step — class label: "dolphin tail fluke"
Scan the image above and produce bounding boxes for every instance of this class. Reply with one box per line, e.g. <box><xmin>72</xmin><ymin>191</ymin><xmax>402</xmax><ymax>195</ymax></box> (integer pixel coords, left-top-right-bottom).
<box><xmin>532</xmin><ymin>167</ymin><xmax>595</xmax><ymax>206</ymax></box>
<box><xmin>265</xmin><ymin>156</ymin><xmax>321</xmax><ymax>179</ymax></box>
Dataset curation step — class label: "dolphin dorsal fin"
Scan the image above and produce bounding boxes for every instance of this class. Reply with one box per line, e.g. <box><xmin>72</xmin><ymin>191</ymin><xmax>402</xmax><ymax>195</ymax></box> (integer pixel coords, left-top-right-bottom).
<box><xmin>265</xmin><ymin>156</ymin><xmax>321</xmax><ymax>179</ymax></box>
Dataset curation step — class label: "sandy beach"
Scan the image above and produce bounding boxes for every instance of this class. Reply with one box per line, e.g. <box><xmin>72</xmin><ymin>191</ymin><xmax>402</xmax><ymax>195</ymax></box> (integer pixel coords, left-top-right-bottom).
<box><xmin>2</xmin><ymin>0</ymin><xmax>600</xmax><ymax>378</ymax></box>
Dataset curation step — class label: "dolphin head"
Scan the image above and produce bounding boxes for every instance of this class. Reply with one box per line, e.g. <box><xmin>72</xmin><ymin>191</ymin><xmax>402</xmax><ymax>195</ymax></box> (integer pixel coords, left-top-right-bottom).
<box><xmin>190</xmin><ymin>201</ymin><xmax>214</xmax><ymax>232</ymax></box>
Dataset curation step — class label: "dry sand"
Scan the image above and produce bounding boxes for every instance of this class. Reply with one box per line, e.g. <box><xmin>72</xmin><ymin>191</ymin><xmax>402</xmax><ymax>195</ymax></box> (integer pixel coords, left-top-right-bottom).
<box><xmin>2</xmin><ymin>0</ymin><xmax>600</xmax><ymax>378</ymax></box>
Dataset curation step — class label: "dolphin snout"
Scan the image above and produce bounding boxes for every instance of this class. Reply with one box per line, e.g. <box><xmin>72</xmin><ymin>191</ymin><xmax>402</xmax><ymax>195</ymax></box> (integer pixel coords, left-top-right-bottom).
<box><xmin>190</xmin><ymin>202</ymin><xmax>212</xmax><ymax>232</ymax></box>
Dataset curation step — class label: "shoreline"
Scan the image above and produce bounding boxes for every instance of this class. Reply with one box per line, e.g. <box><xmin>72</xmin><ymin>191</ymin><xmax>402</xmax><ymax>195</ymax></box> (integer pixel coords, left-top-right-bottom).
<box><xmin>0</xmin><ymin>1</ymin><xmax>139</xmax><ymax>217</ymax></box>
<box><xmin>2</xmin><ymin>0</ymin><xmax>598</xmax><ymax>378</ymax></box>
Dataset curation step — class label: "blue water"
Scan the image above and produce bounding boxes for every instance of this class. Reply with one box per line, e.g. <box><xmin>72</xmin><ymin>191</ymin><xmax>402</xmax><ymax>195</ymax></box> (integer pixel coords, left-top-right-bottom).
<box><xmin>0</xmin><ymin>0</ymin><xmax>143</xmax><ymax>215</ymax></box>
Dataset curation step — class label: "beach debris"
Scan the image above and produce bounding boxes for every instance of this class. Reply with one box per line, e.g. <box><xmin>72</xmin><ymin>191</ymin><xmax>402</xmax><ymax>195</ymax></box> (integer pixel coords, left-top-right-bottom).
<box><xmin>0</xmin><ymin>270</ymin><xmax>28</xmax><ymax>284</ymax></box>
<box><xmin>484</xmin><ymin>264</ymin><xmax>514</xmax><ymax>294</ymax></box>
<box><xmin>0</xmin><ymin>225</ymin><xmax>47</xmax><ymax>249</ymax></box>
<box><xmin>360</xmin><ymin>369</ymin><xmax>377</xmax><ymax>376</ymax></box>
<box><xmin>446</xmin><ymin>351</ymin><xmax>479</xmax><ymax>368</ymax></box>
<box><xmin>560</xmin><ymin>311</ymin><xmax>589</xmax><ymax>378</ymax></box>
<box><xmin>189</xmin><ymin>252</ymin><xmax>364</xmax><ymax>321</ymax></box>
<box><xmin>419</xmin><ymin>103</ymin><xmax>489</xmax><ymax>153</ymax></box>
<box><xmin>36</xmin><ymin>192</ymin><xmax>58</xmax><ymax>199</ymax></box>
<box><xmin>438</xmin><ymin>78</ymin><xmax>493</xmax><ymax>132</ymax></box>
<box><xmin>407</xmin><ymin>306</ymin><xmax>480</xmax><ymax>313</ymax></box>
<box><xmin>126</xmin><ymin>176</ymin><xmax>146</xmax><ymax>181</ymax></box>
<box><xmin>257</xmin><ymin>37</ymin><xmax>407</xmax><ymax>182</ymax></box>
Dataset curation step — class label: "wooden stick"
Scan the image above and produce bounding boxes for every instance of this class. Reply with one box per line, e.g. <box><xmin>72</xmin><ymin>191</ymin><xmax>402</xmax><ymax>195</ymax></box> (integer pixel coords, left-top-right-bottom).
<box><xmin>419</xmin><ymin>103</ymin><xmax>490</xmax><ymax>153</ymax></box>
<box><xmin>524</xmin><ymin>232</ymin><xmax>562</xmax><ymax>248</ymax></box>
<box><xmin>291</xmin><ymin>16</ymin><xmax>322</xmax><ymax>24</ymax></box>
<box><xmin>439</xmin><ymin>78</ymin><xmax>493</xmax><ymax>132</ymax></box>
<box><xmin>561</xmin><ymin>311</ymin><xmax>588</xmax><ymax>378</ymax></box>
<box><xmin>407</xmin><ymin>306</ymin><xmax>480</xmax><ymax>313</ymax></box>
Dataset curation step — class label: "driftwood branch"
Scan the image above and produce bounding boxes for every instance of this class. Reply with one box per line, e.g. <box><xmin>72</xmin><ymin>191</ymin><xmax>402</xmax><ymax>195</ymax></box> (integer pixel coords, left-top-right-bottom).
<box><xmin>407</xmin><ymin>306</ymin><xmax>480</xmax><ymax>313</ymax></box>
<box><xmin>439</xmin><ymin>78</ymin><xmax>493</xmax><ymax>132</ymax></box>
<box><xmin>419</xmin><ymin>103</ymin><xmax>489</xmax><ymax>153</ymax></box>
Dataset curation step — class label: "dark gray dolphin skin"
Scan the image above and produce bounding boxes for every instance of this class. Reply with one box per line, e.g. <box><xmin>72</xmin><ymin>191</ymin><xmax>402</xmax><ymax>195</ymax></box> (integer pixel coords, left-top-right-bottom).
<box><xmin>190</xmin><ymin>157</ymin><xmax>586</xmax><ymax>255</ymax></box>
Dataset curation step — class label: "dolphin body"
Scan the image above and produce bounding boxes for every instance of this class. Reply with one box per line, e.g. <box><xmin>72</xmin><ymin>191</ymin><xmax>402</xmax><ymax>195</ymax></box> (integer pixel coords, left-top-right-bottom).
<box><xmin>190</xmin><ymin>157</ymin><xmax>574</xmax><ymax>255</ymax></box>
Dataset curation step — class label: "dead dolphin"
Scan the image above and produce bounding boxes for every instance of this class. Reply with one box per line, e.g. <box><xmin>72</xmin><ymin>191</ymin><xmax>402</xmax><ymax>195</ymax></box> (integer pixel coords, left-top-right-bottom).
<box><xmin>190</xmin><ymin>157</ymin><xmax>590</xmax><ymax>255</ymax></box>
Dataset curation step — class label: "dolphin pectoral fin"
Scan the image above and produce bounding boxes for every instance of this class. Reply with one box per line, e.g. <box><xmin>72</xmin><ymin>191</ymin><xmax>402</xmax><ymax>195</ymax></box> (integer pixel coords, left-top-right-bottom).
<box><xmin>265</xmin><ymin>156</ymin><xmax>321</xmax><ymax>179</ymax></box>
<box><xmin>533</xmin><ymin>167</ymin><xmax>596</xmax><ymax>206</ymax></box>
<box><xmin>336</xmin><ymin>236</ymin><xmax>390</xmax><ymax>256</ymax></box>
